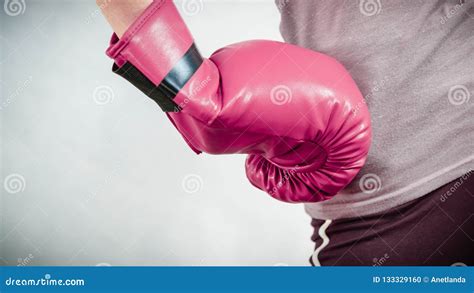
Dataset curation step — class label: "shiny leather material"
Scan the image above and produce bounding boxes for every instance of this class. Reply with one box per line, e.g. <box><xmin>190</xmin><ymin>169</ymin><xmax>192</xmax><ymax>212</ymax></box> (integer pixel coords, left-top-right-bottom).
<box><xmin>106</xmin><ymin>0</ymin><xmax>372</xmax><ymax>203</ymax></box>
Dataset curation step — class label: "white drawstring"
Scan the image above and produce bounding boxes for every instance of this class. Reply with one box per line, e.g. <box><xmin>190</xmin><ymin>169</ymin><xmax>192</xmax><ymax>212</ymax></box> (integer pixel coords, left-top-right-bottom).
<box><xmin>311</xmin><ymin>219</ymin><xmax>332</xmax><ymax>266</ymax></box>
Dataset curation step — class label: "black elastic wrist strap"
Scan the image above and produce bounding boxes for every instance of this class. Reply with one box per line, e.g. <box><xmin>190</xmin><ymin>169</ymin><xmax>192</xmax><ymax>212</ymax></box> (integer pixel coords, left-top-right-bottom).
<box><xmin>113</xmin><ymin>43</ymin><xmax>203</xmax><ymax>112</ymax></box>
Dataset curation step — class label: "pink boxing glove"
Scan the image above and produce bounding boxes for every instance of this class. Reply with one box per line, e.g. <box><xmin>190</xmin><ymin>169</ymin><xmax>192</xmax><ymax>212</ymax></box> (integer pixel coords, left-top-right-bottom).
<box><xmin>106</xmin><ymin>0</ymin><xmax>371</xmax><ymax>203</ymax></box>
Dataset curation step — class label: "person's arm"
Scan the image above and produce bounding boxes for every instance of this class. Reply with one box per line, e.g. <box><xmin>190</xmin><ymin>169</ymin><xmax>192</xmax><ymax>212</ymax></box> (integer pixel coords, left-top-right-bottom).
<box><xmin>97</xmin><ymin>0</ymin><xmax>152</xmax><ymax>38</ymax></box>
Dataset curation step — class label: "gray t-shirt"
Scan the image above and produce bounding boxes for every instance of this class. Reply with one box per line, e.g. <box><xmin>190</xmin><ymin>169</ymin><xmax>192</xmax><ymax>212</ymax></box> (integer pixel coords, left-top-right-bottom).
<box><xmin>276</xmin><ymin>0</ymin><xmax>474</xmax><ymax>219</ymax></box>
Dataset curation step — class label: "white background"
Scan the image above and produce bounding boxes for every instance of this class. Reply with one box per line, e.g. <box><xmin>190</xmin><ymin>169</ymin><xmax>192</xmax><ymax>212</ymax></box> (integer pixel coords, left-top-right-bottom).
<box><xmin>1</xmin><ymin>0</ymin><xmax>313</xmax><ymax>266</ymax></box>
